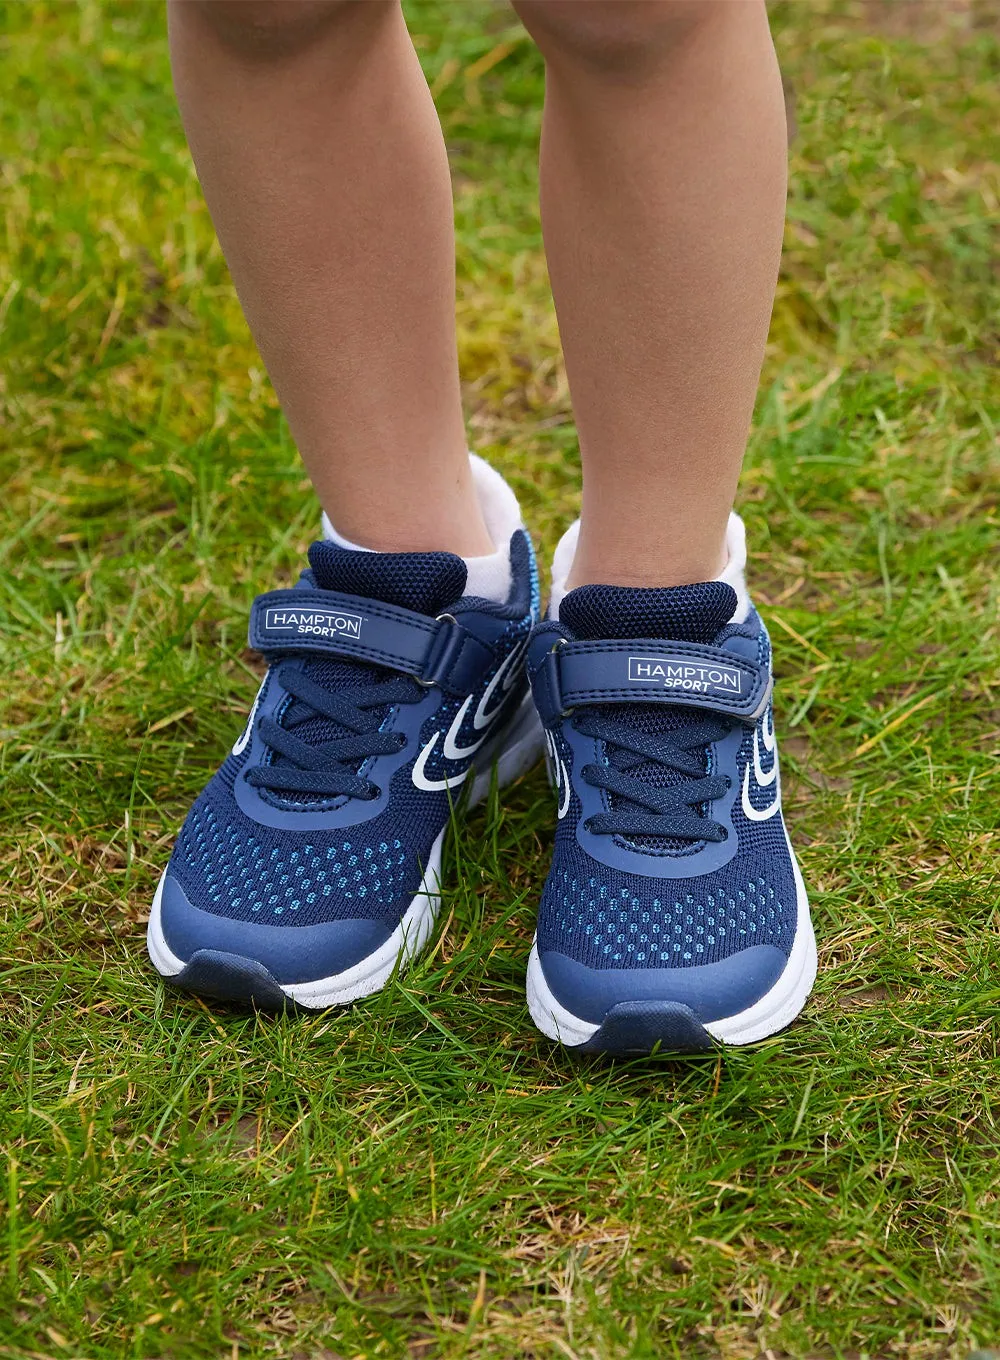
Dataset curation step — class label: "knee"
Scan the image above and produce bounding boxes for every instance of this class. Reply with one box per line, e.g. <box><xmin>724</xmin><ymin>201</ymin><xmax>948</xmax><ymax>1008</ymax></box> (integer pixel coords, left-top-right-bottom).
<box><xmin>181</xmin><ymin>0</ymin><xmax>392</xmax><ymax>60</ymax></box>
<box><xmin>513</xmin><ymin>0</ymin><xmax>725</xmax><ymax>78</ymax></box>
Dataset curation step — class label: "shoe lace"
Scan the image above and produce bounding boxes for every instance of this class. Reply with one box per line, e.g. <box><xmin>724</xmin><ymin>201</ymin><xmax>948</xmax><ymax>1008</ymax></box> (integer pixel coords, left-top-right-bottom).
<box><xmin>245</xmin><ymin>660</ymin><xmax>423</xmax><ymax>801</ymax></box>
<box><xmin>574</xmin><ymin>709</ymin><xmax>733</xmax><ymax>842</ymax></box>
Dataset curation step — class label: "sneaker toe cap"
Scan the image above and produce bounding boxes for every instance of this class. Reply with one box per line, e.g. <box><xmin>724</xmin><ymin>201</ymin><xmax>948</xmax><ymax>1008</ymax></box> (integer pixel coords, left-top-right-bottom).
<box><xmin>154</xmin><ymin>871</ymin><xmax>395</xmax><ymax>986</ymax></box>
<box><xmin>538</xmin><ymin>943</ymin><xmax>788</xmax><ymax>1027</ymax></box>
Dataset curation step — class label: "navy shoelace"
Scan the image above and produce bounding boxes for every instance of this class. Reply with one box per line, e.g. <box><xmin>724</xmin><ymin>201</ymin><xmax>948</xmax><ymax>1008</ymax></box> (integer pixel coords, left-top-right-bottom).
<box><xmin>245</xmin><ymin>660</ymin><xmax>423</xmax><ymax>801</ymax></box>
<box><xmin>573</xmin><ymin>710</ymin><xmax>733</xmax><ymax>842</ymax></box>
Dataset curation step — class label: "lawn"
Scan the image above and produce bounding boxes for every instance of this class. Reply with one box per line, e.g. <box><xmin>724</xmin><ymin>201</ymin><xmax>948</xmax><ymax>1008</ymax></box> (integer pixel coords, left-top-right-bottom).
<box><xmin>2</xmin><ymin>1</ymin><xmax>999</xmax><ymax>1357</ymax></box>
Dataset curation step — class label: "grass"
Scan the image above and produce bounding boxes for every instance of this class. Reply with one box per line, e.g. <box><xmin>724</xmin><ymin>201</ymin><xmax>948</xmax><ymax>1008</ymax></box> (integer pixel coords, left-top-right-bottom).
<box><xmin>1</xmin><ymin>1</ymin><xmax>999</xmax><ymax>1356</ymax></box>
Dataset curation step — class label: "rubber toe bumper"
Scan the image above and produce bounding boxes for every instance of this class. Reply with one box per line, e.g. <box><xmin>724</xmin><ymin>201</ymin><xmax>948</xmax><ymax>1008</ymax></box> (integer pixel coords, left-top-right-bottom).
<box><xmin>171</xmin><ymin>950</ymin><xmax>293</xmax><ymax>1012</ymax></box>
<box><xmin>579</xmin><ymin>1000</ymin><xmax>714</xmax><ymax>1054</ymax></box>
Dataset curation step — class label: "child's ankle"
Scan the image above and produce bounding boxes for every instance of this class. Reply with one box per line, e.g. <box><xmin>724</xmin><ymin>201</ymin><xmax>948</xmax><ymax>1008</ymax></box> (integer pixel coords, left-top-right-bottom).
<box><xmin>321</xmin><ymin>453</ymin><xmax>523</xmax><ymax>604</ymax></box>
<box><xmin>551</xmin><ymin>512</ymin><xmax>749</xmax><ymax>622</ymax></box>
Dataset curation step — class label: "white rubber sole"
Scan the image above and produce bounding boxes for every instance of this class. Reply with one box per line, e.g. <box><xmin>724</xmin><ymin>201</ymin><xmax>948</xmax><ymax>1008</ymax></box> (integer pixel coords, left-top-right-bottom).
<box><xmin>526</xmin><ymin>824</ymin><xmax>818</xmax><ymax>1049</ymax></box>
<box><xmin>147</xmin><ymin>692</ymin><xmax>544</xmax><ymax>1010</ymax></box>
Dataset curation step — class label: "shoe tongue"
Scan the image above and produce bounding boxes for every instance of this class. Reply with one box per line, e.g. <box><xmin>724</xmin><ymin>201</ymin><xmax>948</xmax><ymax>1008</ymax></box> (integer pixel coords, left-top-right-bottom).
<box><xmin>308</xmin><ymin>541</ymin><xmax>467</xmax><ymax>615</ymax></box>
<box><xmin>558</xmin><ymin>581</ymin><xmax>737</xmax><ymax>644</ymax></box>
<box><xmin>558</xmin><ymin>580</ymin><xmax>738</xmax><ymax>854</ymax></box>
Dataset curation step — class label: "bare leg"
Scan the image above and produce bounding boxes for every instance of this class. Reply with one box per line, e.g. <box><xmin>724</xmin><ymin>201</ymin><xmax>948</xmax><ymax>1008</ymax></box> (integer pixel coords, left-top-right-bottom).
<box><xmin>168</xmin><ymin>0</ymin><xmax>493</xmax><ymax>555</ymax></box>
<box><xmin>512</xmin><ymin>0</ymin><xmax>787</xmax><ymax>588</ymax></box>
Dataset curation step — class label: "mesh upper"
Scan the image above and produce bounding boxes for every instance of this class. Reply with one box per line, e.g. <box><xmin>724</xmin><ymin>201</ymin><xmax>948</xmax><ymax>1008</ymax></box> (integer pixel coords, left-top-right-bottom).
<box><xmin>537</xmin><ymin>715</ymin><xmax>797</xmax><ymax>969</ymax></box>
<box><xmin>541</xmin><ymin>584</ymin><xmax>796</xmax><ymax>971</ymax></box>
<box><xmin>171</xmin><ymin>765</ymin><xmax>448</xmax><ymax>927</ymax></box>
<box><xmin>169</xmin><ymin>613</ymin><xmax>532</xmax><ymax>927</ymax></box>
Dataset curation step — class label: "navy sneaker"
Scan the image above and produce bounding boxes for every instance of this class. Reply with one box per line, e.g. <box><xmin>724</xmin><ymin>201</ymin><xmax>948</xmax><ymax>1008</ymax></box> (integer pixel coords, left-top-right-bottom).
<box><xmin>147</xmin><ymin>523</ymin><xmax>542</xmax><ymax>1010</ymax></box>
<box><xmin>525</xmin><ymin>555</ymin><xmax>816</xmax><ymax>1054</ymax></box>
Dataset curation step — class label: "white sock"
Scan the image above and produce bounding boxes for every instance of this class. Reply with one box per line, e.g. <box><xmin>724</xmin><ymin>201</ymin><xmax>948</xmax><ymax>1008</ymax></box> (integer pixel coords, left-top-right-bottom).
<box><xmin>320</xmin><ymin>453</ymin><xmax>521</xmax><ymax>605</ymax></box>
<box><xmin>548</xmin><ymin>512</ymin><xmax>750</xmax><ymax>624</ymax></box>
<box><xmin>548</xmin><ymin>519</ymin><xmax>580</xmax><ymax>621</ymax></box>
<box><xmin>717</xmin><ymin>512</ymin><xmax>750</xmax><ymax>623</ymax></box>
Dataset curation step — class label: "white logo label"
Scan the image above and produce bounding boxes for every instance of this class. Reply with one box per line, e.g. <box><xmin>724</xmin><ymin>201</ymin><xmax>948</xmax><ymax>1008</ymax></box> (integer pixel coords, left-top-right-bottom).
<box><xmin>740</xmin><ymin>711</ymin><xmax>780</xmax><ymax>822</ymax></box>
<box><xmin>265</xmin><ymin>607</ymin><xmax>363</xmax><ymax>640</ymax></box>
<box><xmin>628</xmin><ymin>656</ymin><xmax>743</xmax><ymax>694</ymax></box>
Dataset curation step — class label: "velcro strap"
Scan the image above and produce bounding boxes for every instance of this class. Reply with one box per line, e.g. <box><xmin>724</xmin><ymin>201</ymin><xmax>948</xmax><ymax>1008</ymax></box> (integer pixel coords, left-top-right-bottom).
<box><xmin>248</xmin><ymin>589</ymin><xmax>493</xmax><ymax>695</ymax></box>
<box><xmin>530</xmin><ymin>638</ymin><xmax>771</xmax><ymax>724</ymax></box>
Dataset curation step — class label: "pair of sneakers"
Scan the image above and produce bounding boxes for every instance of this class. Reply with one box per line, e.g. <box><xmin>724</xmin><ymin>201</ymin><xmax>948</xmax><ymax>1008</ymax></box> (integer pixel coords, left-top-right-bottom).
<box><xmin>147</xmin><ymin>457</ymin><xmax>817</xmax><ymax>1055</ymax></box>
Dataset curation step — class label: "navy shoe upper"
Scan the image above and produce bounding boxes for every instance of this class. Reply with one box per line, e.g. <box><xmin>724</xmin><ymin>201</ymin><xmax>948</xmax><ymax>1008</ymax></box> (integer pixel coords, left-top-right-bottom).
<box><xmin>161</xmin><ymin>531</ymin><xmax>539</xmax><ymax>971</ymax></box>
<box><xmin>527</xmin><ymin>581</ymin><xmax>799</xmax><ymax>1024</ymax></box>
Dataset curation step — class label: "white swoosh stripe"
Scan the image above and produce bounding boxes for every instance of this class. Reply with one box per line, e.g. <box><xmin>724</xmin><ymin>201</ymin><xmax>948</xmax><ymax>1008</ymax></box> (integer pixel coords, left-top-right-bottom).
<box><xmin>752</xmin><ymin>726</ymin><xmax>777</xmax><ymax>787</ymax></box>
<box><xmin>741</xmin><ymin>760</ymin><xmax>779</xmax><ymax>821</ymax></box>
<box><xmin>442</xmin><ymin>695</ymin><xmax>483</xmax><ymax>760</ymax></box>
<box><xmin>556</xmin><ymin>756</ymin><xmax>570</xmax><ymax>819</ymax></box>
<box><xmin>413</xmin><ymin>636</ymin><xmax>529</xmax><ymax>791</ymax></box>
<box><xmin>545</xmin><ymin>731</ymin><xmax>557</xmax><ymax>776</ymax></box>
<box><xmin>545</xmin><ymin>732</ymin><xmax>571</xmax><ymax>820</ymax></box>
<box><xmin>472</xmin><ymin>636</ymin><xmax>529</xmax><ymax>731</ymax></box>
<box><xmin>441</xmin><ymin>636</ymin><xmax>529</xmax><ymax>760</ymax></box>
<box><xmin>761</xmin><ymin>708</ymin><xmax>776</xmax><ymax>754</ymax></box>
<box><xmin>232</xmin><ymin>677</ymin><xmax>266</xmax><ymax>756</ymax></box>
<box><xmin>411</xmin><ymin>731</ymin><xmax>472</xmax><ymax>793</ymax></box>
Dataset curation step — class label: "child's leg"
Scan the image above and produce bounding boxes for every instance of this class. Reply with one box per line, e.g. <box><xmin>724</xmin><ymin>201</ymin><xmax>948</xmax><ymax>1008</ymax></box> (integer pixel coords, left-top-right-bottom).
<box><xmin>511</xmin><ymin>0</ymin><xmax>787</xmax><ymax>588</ymax></box>
<box><xmin>152</xmin><ymin>3</ymin><xmax>544</xmax><ymax>1014</ymax></box>
<box><xmin>167</xmin><ymin>0</ymin><xmax>493</xmax><ymax>556</ymax></box>
<box><xmin>515</xmin><ymin>4</ymin><xmax>816</xmax><ymax>1057</ymax></box>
